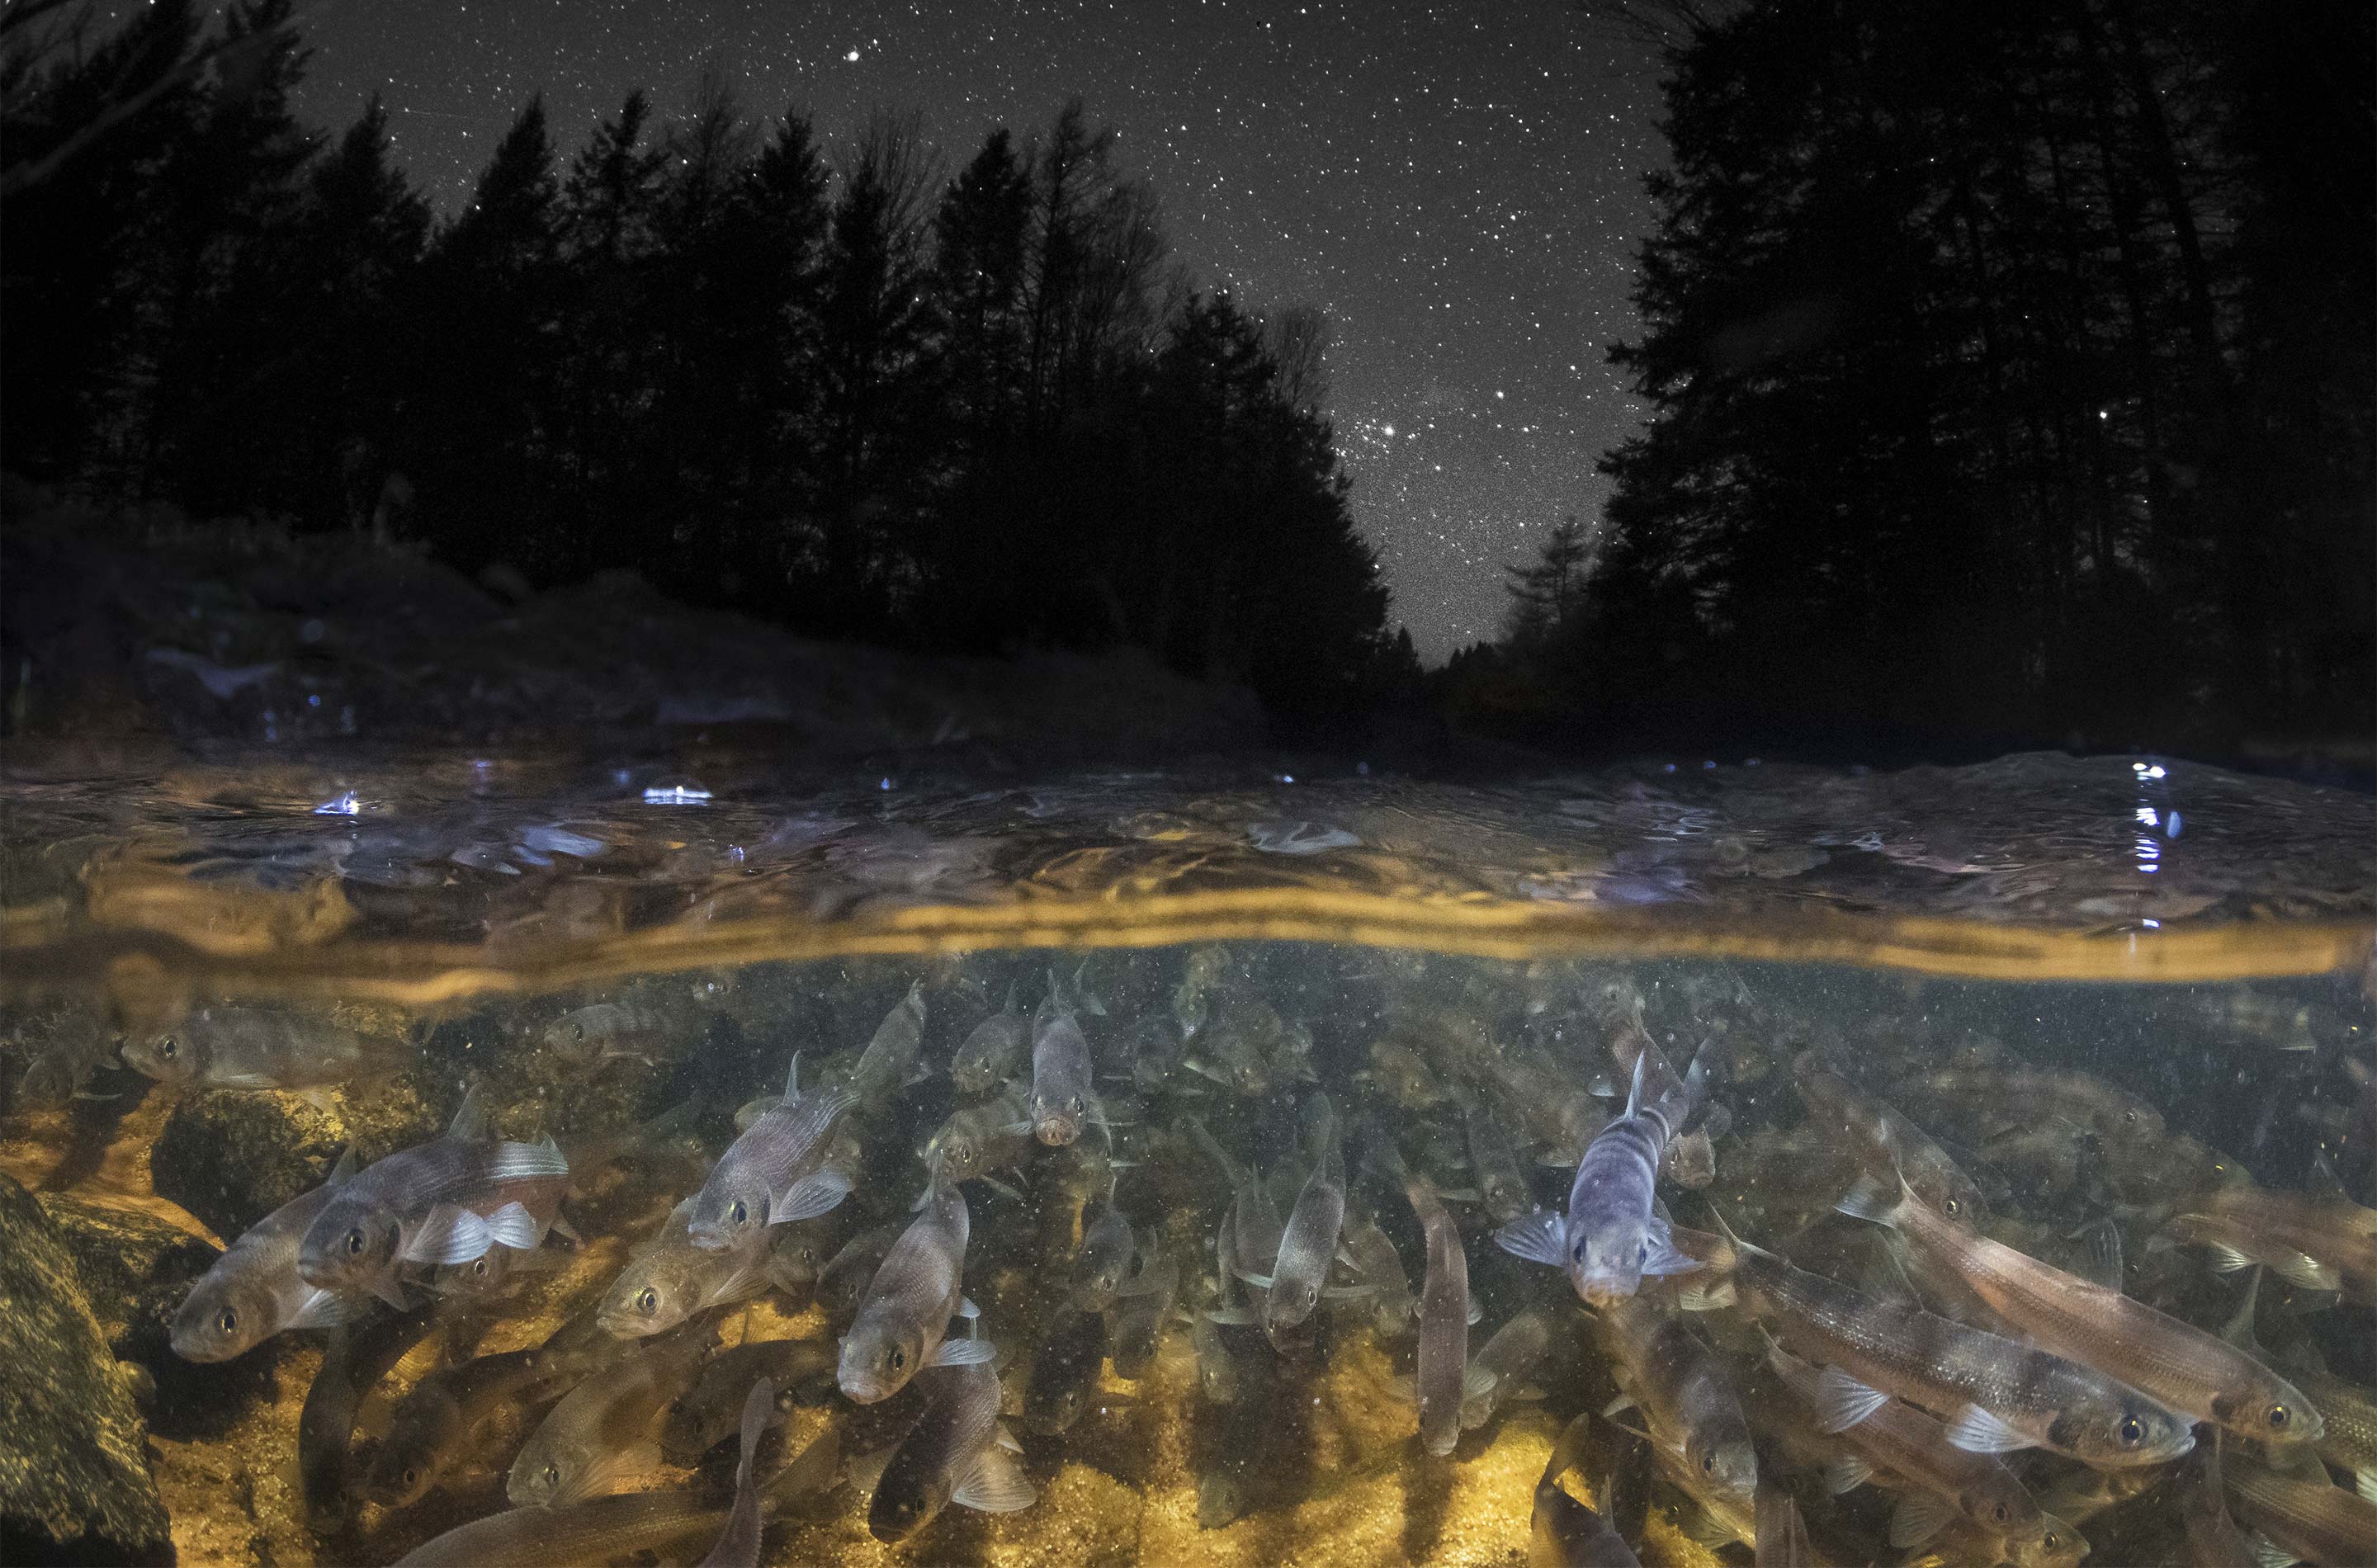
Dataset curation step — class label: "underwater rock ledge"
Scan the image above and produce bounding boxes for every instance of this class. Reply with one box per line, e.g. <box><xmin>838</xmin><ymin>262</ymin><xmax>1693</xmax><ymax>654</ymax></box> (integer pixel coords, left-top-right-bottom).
<box><xmin>0</xmin><ymin>1172</ymin><xmax>174</xmax><ymax>1566</ymax></box>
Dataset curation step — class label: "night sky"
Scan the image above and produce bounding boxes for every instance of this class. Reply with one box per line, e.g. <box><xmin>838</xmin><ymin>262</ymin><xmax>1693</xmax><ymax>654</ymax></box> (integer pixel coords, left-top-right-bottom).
<box><xmin>295</xmin><ymin>1</ymin><xmax>1666</xmax><ymax>663</ymax></box>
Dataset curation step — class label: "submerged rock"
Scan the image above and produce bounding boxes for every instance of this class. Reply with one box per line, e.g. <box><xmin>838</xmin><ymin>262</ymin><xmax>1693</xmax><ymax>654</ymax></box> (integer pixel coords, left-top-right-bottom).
<box><xmin>36</xmin><ymin>1192</ymin><xmax>267</xmax><ymax>1441</ymax></box>
<box><xmin>151</xmin><ymin>1089</ymin><xmax>345</xmax><ymax>1240</ymax></box>
<box><xmin>0</xmin><ymin>1174</ymin><xmax>172</xmax><ymax>1566</ymax></box>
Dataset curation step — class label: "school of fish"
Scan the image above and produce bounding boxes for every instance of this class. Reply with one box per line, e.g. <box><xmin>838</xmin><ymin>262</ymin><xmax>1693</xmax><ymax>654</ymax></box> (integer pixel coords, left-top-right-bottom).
<box><xmin>73</xmin><ymin>945</ymin><xmax>2377</xmax><ymax>1563</ymax></box>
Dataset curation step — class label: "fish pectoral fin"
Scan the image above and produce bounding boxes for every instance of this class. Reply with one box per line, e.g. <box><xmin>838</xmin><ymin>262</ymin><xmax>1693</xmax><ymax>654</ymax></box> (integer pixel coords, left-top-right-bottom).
<box><xmin>2249</xmin><ymin>1531</ymin><xmax>2304</xmax><ymax>1568</ymax></box>
<box><xmin>929</xmin><ymin>1336</ymin><xmax>998</xmax><ymax>1369</ymax></box>
<box><xmin>1640</xmin><ymin>1227</ymin><xmax>1703</xmax><ymax>1279</ymax></box>
<box><xmin>371</xmin><ymin>1277</ymin><xmax>413</xmax><ymax>1311</ymax></box>
<box><xmin>1832</xmin><ymin>1170</ymin><xmax>1896</xmax><ymax>1224</ymax></box>
<box><xmin>2355</xmin><ymin>1467</ymin><xmax>2377</xmax><ymax>1506</ymax></box>
<box><xmin>2271</xmin><ymin>1250</ymin><xmax>2340</xmax><ymax>1292</ymax></box>
<box><xmin>1465</xmin><ymin>1298</ymin><xmax>1484</xmax><ymax>1326</ymax></box>
<box><xmin>1600</xmin><ymin>1394</ymin><xmax>1637</xmax><ymax>1419</ymax></box>
<box><xmin>995</xmin><ymin>1422</ymin><xmax>1024</xmax><ymax>1453</ymax></box>
<box><xmin>290</xmin><ymin>1289</ymin><xmax>356</xmax><ymax>1330</ymax></box>
<box><xmin>447</xmin><ymin>1084</ymin><xmax>492</xmax><ymax>1143</ymax></box>
<box><xmin>2072</xmin><ymin>1216</ymin><xmax>2124</xmax><ymax>1292</ymax></box>
<box><xmin>1318</xmin><ymin>1283</ymin><xmax>1376</xmax><ymax>1302</ymax></box>
<box><xmin>1385</xmin><ymin>1373</ymin><xmax>1416</xmax><ymax>1404</ymax></box>
<box><xmin>1822</xmin><ymin>1456</ymin><xmax>1873</xmax><ymax>1495</ymax></box>
<box><xmin>405</xmin><ymin>1206</ymin><xmax>493</xmax><ymax>1266</ymax></box>
<box><xmin>1461</xmin><ymin>1366</ymin><xmax>1500</xmax><ymax>1401</ymax></box>
<box><xmin>978</xmin><ymin>1174</ymin><xmax>1028</xmax><ymax>1203</ymax></box>
<box><xmin>1944</xmin><ymin>1404</ymin><xmax>2035</xmax><ymax>1455</ymax></box>
<box><xmin>1813</xmin><ymin>1368</ymin><xmax>1891</xmax><ymax>1434</ymax></box>
<box><xmin>1231</xmin><ymin>1268</ymin><xmax>1276</xmax><ymax>1291</ymax></box>
<box><xmin>1675</xmin><ymin>1278</ymin><xmax>1736</xmax><ymax>1311</ymax></box>
<box><xmin>1492</xmin><ymin>1210</ymin><xmax>1567</xmax><ymax>1270</ymax></box>
<box><xmin>1887</xmin><ymin>1489</ymin><xmax>1956</xmax><ymax>1547</ymax></box>
<box><xmin>480</xmin><ymin>1204</ymin><xmax>543</xmax><ymax>1252</ymax></box>
<box><xmin>956</xmin><ymin>1296</ymin><xmax>982</xmax><ymax>1320</ymax></box>
<box><xmin>1434</xmin><ymin>1186</ymin><xmax>1482</xmax><ymax>1202</ymax></box>
<box><xmin>2208</xmin><ymin>1243</ymin><xmax>2257</xmax><ymax>1274</ymax></box>
<box><xmin>1202</xmin><ymin>1306</ymin><xmax>1259</xmax><ymax>1327</ymax></box>
<box><xmin>772</xmin><ymin>1169</ymin><xmax>852</xmax><ymax>1225</ymax></box>
<box><xmin>952</xmin><ymin>1443</ymin><xmax>1037</xmax><ymax>1514</ymax></box>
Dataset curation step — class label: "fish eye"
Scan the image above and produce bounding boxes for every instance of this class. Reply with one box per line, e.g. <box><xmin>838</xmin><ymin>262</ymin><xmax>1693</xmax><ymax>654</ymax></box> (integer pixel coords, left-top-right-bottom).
<box><xmin>2044</xmin><ymin>1532</ymin><xmax>2062</xmax><ymax>1550</ymax></box>
<box><xmin>158</xmin><ymin>1036</ymin><xmax>178</xmax><ymax>1060</ymax></box>
<box><xmin>1991</xmin><ymin>1503</ymin><xmax>2008</xmax><ymax>1524</ymax></box>
<box><xmin>2122</xmin><ymin>1108</ymin><xmax>2138</xmax><ymax>1125</ymax></box>
<box><xmin>889</xmin><ymin>1348</ymin><xmax>906</xmax><ymax>1371</ymax></box>
<box><xmin>1069</xmin><ymin>1095</ymin><xmax>1085</xmax><ymax>1115</ymax></box>
<box><xmin>1572</xmin><ymin>1238</ymin><xmax>1589</xmax><ymax>1263</ymax></box>
<box><xmin>543</xmin><ymin>1464</ymin><xmax>560</xmax><ymax>1489</ymax></box>
<box><xmin>730</xmin><ymin>1200</ymin><xmax>747</xmax><ymax>1226</ymax></box>
<box><xmin>2266</xmin><ymin>1404</ymin><xmax>2289</xmax><ymax>1429</ymax></box>
<box><xmin>1944</xmin><ymin>1197</ymin><xmax>1962</xmax><ymax>1216</ymax></box>
<box><xmin>401</xmin><ymin>1466</ymin><xmax>419</xmax><ymax>1489</ymax></box>
<box><xmin>1700</xmin><ymin>1453</ymin><xmax>1714</xmax><ymax>1473</ymax></box>
<box><xmin>636</xmin><ymin>1287</ymin><xmax>658</xmax><ymax>1315</ymax></box>
<box><xmin>2119</xmin><ymin>1415</ymin><xmax>2143</xmax><ymax>1444</ymax></box>
<box><xmin>345</xmin><ymin>1227</ymin><xmax>367</xmax><ymax>1257</ymax></box>
<box><xmin>216</xmin><ymin>1307</ymin><xmax>237</xmax><ymax>1334</ymax></box>
<box><xmin>471</xmin><ymin>1257</ymin><xmax>489</xmax><ymax>1278</ymax></box>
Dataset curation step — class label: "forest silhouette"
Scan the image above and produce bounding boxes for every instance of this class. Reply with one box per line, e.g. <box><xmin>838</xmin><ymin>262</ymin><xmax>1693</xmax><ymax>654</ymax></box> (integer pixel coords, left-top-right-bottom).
<box><xmin>1</xmin><ymin>0</ymin><xmax>1419</xmax><ymax>724</ymax></box>
<box><xmin>4</xmin><ymin>0</ymin><xmax>2369</xmax><ymax>755</ymax></box>
<box><xmin>1453</xmin><ymin>0</ymin><xmax>2374</xmax><ymax>759</ymax></box>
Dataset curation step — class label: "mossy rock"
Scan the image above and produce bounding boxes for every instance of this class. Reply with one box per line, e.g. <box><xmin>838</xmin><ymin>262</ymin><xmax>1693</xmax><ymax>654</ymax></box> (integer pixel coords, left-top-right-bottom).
<box><xmin>150</xmin><ymin>1089</ymin><xmax>346</xmax><ymax>1240</ymax></box>
<box><xmin>36</xmin><ymin>1192</ymin><xmax>275</xmax><ymax>1441</ymax></box>
<box><xmin>0</xmin><ymin>1173</ymin><xmax>173</xmax><ymax>1566</ymax></box>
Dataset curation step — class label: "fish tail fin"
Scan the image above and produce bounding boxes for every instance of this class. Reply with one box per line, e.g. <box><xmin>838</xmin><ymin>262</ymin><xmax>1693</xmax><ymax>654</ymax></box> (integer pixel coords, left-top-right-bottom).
<box><xmin>1543</xmin><ymin>1412</ymin><xmax>1594</xmax><ymax>1494</ymax></box>
<box><xmin>1832</xmin><ymin>1165</ymin><xmax>1912</xmax><ymax>1228</ymax></box>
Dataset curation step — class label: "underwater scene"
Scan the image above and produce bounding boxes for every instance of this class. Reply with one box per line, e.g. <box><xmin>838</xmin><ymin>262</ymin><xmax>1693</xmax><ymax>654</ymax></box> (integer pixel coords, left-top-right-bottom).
<box><xmin>3</xmin><ymin>749</ymin><xmax>2375</xmax><ymax>1568</ymax></box>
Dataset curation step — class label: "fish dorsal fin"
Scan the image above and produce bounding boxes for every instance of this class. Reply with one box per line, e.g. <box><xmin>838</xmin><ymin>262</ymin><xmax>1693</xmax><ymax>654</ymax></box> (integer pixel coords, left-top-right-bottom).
<box><xmin>2072</xmin><ymin>1216</ymin><xmax>2124</xmax><ymax>1292</ymax></box>
<box><xmin>2219</xmin><ymin>1266</ymin><xmax>2266</xmax><ymax>1352</ymax></box>
<box><xmin>328</xmin><ymin>1145</ymin><xmax>360</xmax><ymax>1188</ymax></box>
<box><xmin>1003</xmin><ymin>979</ymin><xmax>1020</xmax><ymax>1015</ymax></box>
<box><xmin>1623</xmin><ymin>1049</ymin><xmax>1647</xmax><ymax>1120</ymax></box>
<box><xmin>783</xmin><ymin>1051</ymin><xmax>801</xmax><ymax>1101</ymax></box>
<box><xmin>2307</xmin><ymin>1148</ymin><xmax>2349</xmax><ymax>1202</ymax></box>
<box><xmin>447</xmin><ymin>1084</ymin><xmax>490</xmax><ymax>1143</ymax></box>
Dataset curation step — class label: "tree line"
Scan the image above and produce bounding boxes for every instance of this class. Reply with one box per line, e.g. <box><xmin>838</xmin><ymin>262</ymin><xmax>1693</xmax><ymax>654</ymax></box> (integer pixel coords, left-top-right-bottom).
<box><xmin>0</xmin><ymin>0</ymin><xmax>1419</xmax><ymax>720</ymax></box>
<box><xmin>1464</xmin><ymin>0</ymin><xmax>2372</xmax><ymax>753</ymax></box>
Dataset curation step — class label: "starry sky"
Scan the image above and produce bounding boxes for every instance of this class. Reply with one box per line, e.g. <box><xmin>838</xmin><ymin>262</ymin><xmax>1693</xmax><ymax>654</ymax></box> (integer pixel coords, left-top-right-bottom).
<box><xmin>294</xmin><ymin>0</ymin><xmax>1667</xmax><ymax>663</ymax></box>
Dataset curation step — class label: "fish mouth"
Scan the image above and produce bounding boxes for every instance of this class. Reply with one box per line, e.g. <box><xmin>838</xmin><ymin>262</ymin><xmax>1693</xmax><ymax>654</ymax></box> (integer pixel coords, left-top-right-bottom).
<box><xmin>168</xmin><ymin>1323</ymin><xmax>229</xmax><ymax>1362</ymax></box>
<box><xmin>594</xmin><ymin>1308</ymin><xmax>659</xmax><ymax>1338</ymax></box>
<box><xmin>684</xmin><ymin>1221</ymin><xmax>734</xmax><ymax>1251</ymax></box>
<box><xmin>1034</xmin><ymin>1118</ymin><xmax>1075</xmax><ymax>1146</ymax></box>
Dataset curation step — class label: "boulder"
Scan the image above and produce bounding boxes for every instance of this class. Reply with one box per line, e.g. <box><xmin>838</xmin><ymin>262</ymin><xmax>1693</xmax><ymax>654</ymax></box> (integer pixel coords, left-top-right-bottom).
<box><xmin>36</xmin><ymin>1193</ymin><xmax>271</xmax><ymax>1441</ymax></box>
<box><xmin>0</xmin><ymin>1173</ymin><xmax>173</xmax><ymax>1566</ymax></box>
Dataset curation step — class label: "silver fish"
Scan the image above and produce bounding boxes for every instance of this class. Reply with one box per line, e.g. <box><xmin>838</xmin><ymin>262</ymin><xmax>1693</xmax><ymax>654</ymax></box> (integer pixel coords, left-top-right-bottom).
<box><xmin>1247</xmin><ymin>1093</ymin><xmax>1349</xmax><ymax>1349</ymax></box>
<box><xmin>951</xmin><ymin>982</ymin><xmax>1028</xmax><ymax>1096</ymax></box>
<box><xmin>848</xmin><ymin>979</ymin><xmax>927</xmax><ymax>1101</ymax></box>
<box><xmin>299</xmin><ymin>1300</ymin><xmax>438</xmax><ymax>1533</ymax></box>
<box><xmin>1597</xmin><ymin>1292</ymin><xmax>1756</xmax><ymax>1515</ymax></box>
<box><xmin>297</xmin><ymin>1088</ymin><xmax>570</xmax><ymax>1308</ymax></box>
<box><xmin>1023</xmin><ymin>1306</ymin><xmax>1110</xmax><ymax>1434</ymax></box>
<box><xmin>1461</xmin><ymin>1307</ymin><xmax>1553</xmax><ymax>1431</ymax></box>
<box><xmin>836</xmin><ymin>1182</ymin><xmax>995</xmax><ymax>1402</ymax></box>
<box><xmin>1070</xmin><ymin>1180</ymin><xmax>1141</xmax><ymax>1311</ymax></box>
<box><xmin>867</xmin><ymin>1360</ymin><xmax>1036</xmax><ymax>1544</ymax></box>
<box><xmin>366</xmin><ymin>1323</ymin><xmax>607</xmax><ymax>1507</ymax></box>
<box><xmin>694</xmin><ymin>1377</ymin><xmax>775</xmax><ymax>1568</ymax></box>
<box><xmin>508</xmin><ymin>1324</ymin><xmax>715</xmax><ymax>1508</ymax></box>
<box><xmin>392</xmin><ymin>1423</ymin><xmax>839</xmax><ymax>1568</ymax></box>
<box><xmin>687</xmin><ymin>1052</ymin><xmax>855</xmax><ymax>1251</ymax></box>
<box><xmin>662</xmin><ymin>1339</ymin><xmax>838</xmax><ymax>1466</ymax></box>
<box><xmin>172</xmin><ymin>1147</ymin><xmax>360</xmax><ymax>1362</ymax></box>
<box><xmin>1530</xmin><ymin>1412</ymin><xmax>1644</xmax><ymax>1568</ymax></box>
<box><xmin>1025</xmin><ymin>969</ymin><xmax>1103</xmax><ymax>1146</ymax></box>
<box><xmin>1380</xmin><ymin>1133</ymin><xmax>1470</xmax><ymax>1457</ymax></box>
<box><xmin>922</xmin><ymin>1080</ymin><xmax>1033</xmax><ymax>1194</ymax></box>
<box><xmin>597</xmin><ymin>1196</ymin><xmax>774</xmax><ymax>1337</ymax></box>
<box><xmin>1466</xmin><ymin>1103</ymin><xmax>1534</xmax><ymax>1226</ymax></box>
<box><xmin>125</xmin><ymin>1005</ymin><xmax>404</xmax><ymax>1093</ymax></box>
<box><xmin>542</xmin><ymin>998</ymin><xmax>678</xmax><ymax>1067</ymax></box>
<box><xmin>1107</xmin><ymin>1254</ymin><xmax>1179</xmax><ymax>1380</ymax></box>
<box><xmin>1193</xmin><ymin>1310</ymin><xmax>1252</xmax><ymax>1405</ymax></box>
<box><xmin>1497</xmin><ymin>1045</ymin><xmax>1703</xmax><ymax>1306</ymax></box>
<box><xmin>1340</xmin><ymin>1211</ymin><xmax>1417</xmax><ymax>1337</ymax></box>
